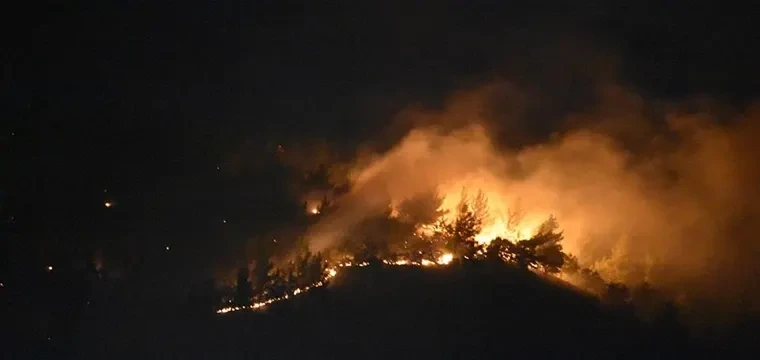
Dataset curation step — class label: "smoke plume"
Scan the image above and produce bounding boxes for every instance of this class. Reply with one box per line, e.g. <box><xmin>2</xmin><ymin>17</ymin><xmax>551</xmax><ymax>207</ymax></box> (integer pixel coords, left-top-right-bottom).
<box><xmin>306</xmin><ymin>82</ymin><xmax>760</xmax><ymax>310</ymax></box>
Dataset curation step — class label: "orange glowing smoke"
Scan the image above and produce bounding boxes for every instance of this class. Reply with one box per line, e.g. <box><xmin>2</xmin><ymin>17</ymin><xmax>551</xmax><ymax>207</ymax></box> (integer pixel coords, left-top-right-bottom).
<box><xmin>301</xmin><ymin>83</ymin><xmax>760</xmax><ymax>312</ymax></box>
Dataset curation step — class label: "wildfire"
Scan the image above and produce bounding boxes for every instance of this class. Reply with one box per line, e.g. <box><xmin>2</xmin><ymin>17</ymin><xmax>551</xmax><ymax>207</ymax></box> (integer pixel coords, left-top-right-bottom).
<box><xmin>217</xmin><ymin>257</ymin><xmax>454</xmax><ymax>315</ymax></box>
<box><xmin>410</xmin><ymin>189</ymin><xmax>545</xmax><ymax>247</ymax></box>
<box><xmin>437</xmin><ymin>253</ymin><xmax>454</xmax><ymax>265</ymax></box>
<box><xmin>473</xmin><ymin>218</ymin><xmax>541</xmax><ymax>244</ymax></box>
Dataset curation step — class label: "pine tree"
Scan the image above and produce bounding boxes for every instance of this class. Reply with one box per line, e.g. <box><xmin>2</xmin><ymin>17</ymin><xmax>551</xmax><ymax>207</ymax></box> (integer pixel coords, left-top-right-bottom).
<box><xmin>446</xmin><ymin>189</ymin><xmax>486</xmax><ymax>258</ymax></box>
<box><xmin>504</xmin><ymin>215</ymin><xmax>566</xmax><ymax>272</ymax></box>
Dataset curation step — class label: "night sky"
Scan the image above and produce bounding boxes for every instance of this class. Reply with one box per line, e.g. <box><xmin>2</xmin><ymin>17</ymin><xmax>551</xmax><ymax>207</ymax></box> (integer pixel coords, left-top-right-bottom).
<box><xmin>3</xmin><ymin>1</ymin><xmax>760</xmax><ymax>298</ymax></box>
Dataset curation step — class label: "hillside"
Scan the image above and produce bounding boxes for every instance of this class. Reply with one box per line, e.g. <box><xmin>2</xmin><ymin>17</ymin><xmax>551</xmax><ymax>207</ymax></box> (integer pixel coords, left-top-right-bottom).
<box><xmin>71</xmin><ymin>262</ymin><xmax>707</xmax><ymax>359</ymax></box>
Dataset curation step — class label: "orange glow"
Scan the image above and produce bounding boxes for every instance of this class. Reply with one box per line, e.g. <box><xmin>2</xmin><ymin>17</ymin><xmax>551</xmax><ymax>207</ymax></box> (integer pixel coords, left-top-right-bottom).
<box><xmin>217</xmin><ymin>258</ymin><xmax>461</xmax><ymax>315</ymax></box>
<box><xmin>437</xmin><ymin>253</ymin><xmax>454</xmax><ymax>265</ymax></box>
<box><xmin>436</xmin><ymin>185</ymin><xmax>547</xmax><ymax>245</ymax></box>
<box><xmin>268</xmin><ymin>83</ymin><xmax>760</xmax><ymax>314</ymax></box>
<box><xmin>104</xmin><ymin>201</ymin><xmax>112</xmax><ymax>208</ymax></box>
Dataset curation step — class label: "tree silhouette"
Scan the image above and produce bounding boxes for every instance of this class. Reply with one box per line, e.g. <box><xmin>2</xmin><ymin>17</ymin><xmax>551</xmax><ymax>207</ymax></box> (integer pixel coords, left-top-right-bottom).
<box><xmin>562</xmin><ymin>254</ymin><xmax>581</xmax><ymax>274</ymax></box>
<box><xmin>252</xmin><ymin>259</ymin><xmax>273</xmax><ymax>299</ymax></box>
<box><xmin>343</xmin><ymin>204</ymin><xmax>411</xmax><ymax>261</ymax></box>
<box><xmin>286</xmin><ymin>269</ymin><xmax>298</xmax><ymax>294</ymax></box>
<box><xmin>291</xmin><ymin>249</ymin><xmax>325</xmax><ymax>287</ymax></box>
<box><xmin>397</xmin><ymin>189</ymin><xmax>447</xmax><ymax>227</ymax></box>
<box><xmin>234</xmin><ymin>267</ymin><xmax>253</xmax><ymax>306</ymax></box>
<box><xmin>408</xmin><ymin>230</ymin><xmax>439</xmax><ymax>263</ymax></box>
<box><xmin>447</xmin><ymin>202</ymin><xmax>482</xmax><ymax>259</ymax></box>
<box><xmin>504</xmin><ymin>240</ymin><xmax>537</xmax><ymax>269</ymax></box>
<box><xmin>266</xmin><ymin>269</ymin><xmax>287</xmax><ymax>298</ymax></box>
<box><xmin>603</xmin><ymin>282</ymin><xmax>631</xmax><ymax>306</ymax></box>
<box><xmin>471</xmin><ymin>189</ymin><xmax>489</xmax><ymax>227</ymax></box>
<box><xmin>306</xmin><ymin>252</ymin><xmax>324</xmax><ymax>284</ymax></box>
<box><xmin>485</xmin><ymin>237</ymin><xmax>510</xmax><ymax>263</ymax></box>
<box><xmin>504</xmin><ymin>215</ymin><xmax>565</xmax><ymax>272</ymax></box>
<box><xmin>506</xmin><ymin>199</ymin><xmax>525</xmax><ymax>239</ymax></box>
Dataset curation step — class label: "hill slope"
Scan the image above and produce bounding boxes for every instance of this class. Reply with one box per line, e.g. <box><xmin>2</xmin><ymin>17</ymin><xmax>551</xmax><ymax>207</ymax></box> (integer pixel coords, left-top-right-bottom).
<box><xmin>80</xmin><ymin>263</ymin><xmax>701</xmax><ymax>359</ymax></box>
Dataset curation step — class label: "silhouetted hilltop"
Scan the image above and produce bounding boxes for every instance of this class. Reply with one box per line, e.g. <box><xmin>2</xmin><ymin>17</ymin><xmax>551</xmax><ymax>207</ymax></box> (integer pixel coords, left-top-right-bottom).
<box><xmin>78</xmin><ymin>263</ymin><xmax>711</xmax><ymax>359</ymax></box>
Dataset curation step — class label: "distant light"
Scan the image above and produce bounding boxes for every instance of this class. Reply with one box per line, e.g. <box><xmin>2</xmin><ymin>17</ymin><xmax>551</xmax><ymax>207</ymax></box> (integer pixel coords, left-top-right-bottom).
<box><xmin>104</xmin><ymin>189</ymin><xmax>108</xmax><ymax>193</ymax></box>
<box><xmin>165</xmin><ymin>245</ymin><xmax>170</xmax><ymax>251</ymax></box>
<box><xmin>47</xmin><ymin>266</ymin><xmax>53</xmax><ymax>271</ymax></box>
<box><xmin>273</xmin><ymin>239</ymin><xmax>277</xmax><ymax>243</ymax></box>
<box><xmin>310</xmin><ymin>208</ymin><xmax>319</xmax><ymax>215</ymax></box>
<box><xmin>0</xmin><ymin>282</ymin><xmax>4</xmax><ymax>287</ymax></box>
<box><xmin>104</xmin><ymin>201</ymin><xmax>112</xmax><ymax>208</ymax></box>
<box><xmin>222</xmin><ymin>219</ymin><xmax>227</xmax><ymax>224</ymax></box>
<box><xmin>216</xmin><ymin>166</ymin><xmax>220</xmax><ymax>171</ymax></box>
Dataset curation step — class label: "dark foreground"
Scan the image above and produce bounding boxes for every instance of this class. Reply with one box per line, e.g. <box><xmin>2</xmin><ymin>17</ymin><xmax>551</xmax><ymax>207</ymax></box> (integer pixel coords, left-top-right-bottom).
<box><xmin>13</xmin><ymin>264</ymin><xmax>760</xmax><ymax>359</ymax></box>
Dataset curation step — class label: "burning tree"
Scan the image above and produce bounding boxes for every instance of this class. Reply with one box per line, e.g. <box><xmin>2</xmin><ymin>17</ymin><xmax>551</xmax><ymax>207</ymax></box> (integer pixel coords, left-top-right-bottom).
<box><xmin>444</xmin><ymin>189</ymin><xmax>488</xmax><ymax>259</ymax></box>
<box><xmin>502</xmin><ymin>215</ymin><xmax>566</xmax><ymax>273</ymax></box>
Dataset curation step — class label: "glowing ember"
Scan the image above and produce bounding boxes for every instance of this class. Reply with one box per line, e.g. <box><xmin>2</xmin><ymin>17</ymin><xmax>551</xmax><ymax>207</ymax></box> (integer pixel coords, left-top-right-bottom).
<box><xmin>104</xmin><ymin>201</ymin><xmax>112</xmax><ymax>208</ymax></box>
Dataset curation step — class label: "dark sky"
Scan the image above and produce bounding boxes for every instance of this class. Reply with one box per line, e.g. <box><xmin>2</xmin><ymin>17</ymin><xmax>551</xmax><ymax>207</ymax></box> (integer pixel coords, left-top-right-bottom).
<box><xmin>3</xmin><ymin>1</ymin><xmax>759</xmax><ymax>277</ymax></box>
